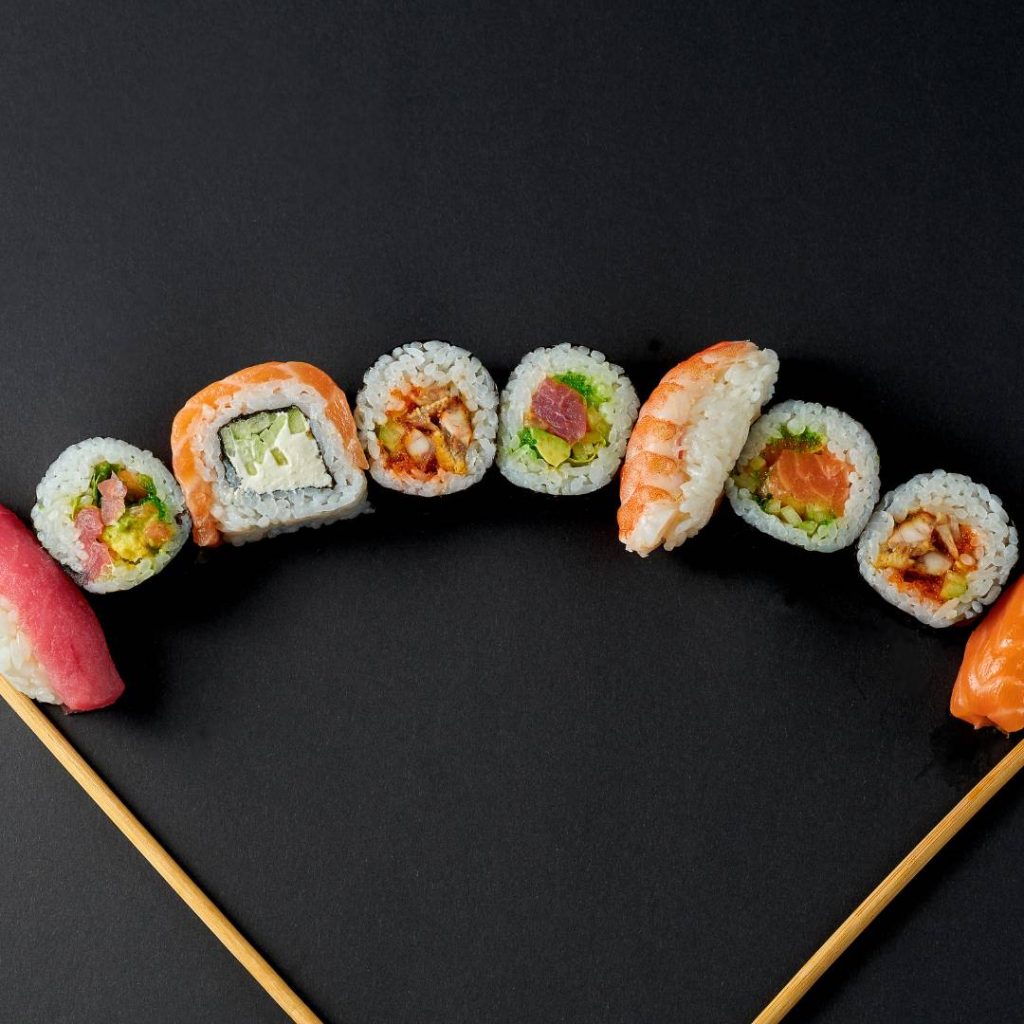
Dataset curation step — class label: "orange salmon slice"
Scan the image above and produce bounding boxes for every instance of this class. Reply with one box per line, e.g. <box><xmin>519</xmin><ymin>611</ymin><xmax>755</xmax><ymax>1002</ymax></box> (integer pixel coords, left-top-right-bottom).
<box><xmin>766</xmin><ymin>447</ymin><xmax>851</xmax><ymax>517</ymax></box>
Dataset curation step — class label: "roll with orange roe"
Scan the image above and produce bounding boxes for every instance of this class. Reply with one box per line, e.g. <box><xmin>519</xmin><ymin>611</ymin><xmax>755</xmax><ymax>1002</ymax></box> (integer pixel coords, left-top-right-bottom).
<box><xmin>726</xmin><ymin>399</ymin><xmax>879</xmax><ymax>552</ymax></box>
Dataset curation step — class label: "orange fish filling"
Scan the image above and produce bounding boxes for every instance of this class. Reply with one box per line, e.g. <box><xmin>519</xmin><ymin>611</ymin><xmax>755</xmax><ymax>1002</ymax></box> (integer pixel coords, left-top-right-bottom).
<box><xmin>733</xmin><ymin>429</ymin><xmax>852</xmax><ymax>534</ymax></box>
<box><xmin>874</xmin><ymin>510</ymin><xmax>978</xmax><ymax>604</ymax></box>
<box><xmin>375</xmin><ymin>385</ymin><xmax>473</xmax><ymax>481</ymax></box>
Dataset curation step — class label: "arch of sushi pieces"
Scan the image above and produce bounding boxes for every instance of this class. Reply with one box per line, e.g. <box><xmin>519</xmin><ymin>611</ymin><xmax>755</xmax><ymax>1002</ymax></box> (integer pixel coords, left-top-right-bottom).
<box><xmin>0</xmin><ymin>340</ymin><xmax>1020</xmax><ymax>727</ymax></box>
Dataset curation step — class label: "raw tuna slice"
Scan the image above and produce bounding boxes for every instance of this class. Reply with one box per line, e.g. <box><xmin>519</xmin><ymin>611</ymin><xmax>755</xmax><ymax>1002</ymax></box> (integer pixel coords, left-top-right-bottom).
<box><xmin>528</xmin><ymin>377</ymin><xmax>588</xmax><ymax>444</ymax></box>
<box><xmin>0</xmin><ymin>506</ymin><xmax>124</xmax><ymax>711</ymax></box>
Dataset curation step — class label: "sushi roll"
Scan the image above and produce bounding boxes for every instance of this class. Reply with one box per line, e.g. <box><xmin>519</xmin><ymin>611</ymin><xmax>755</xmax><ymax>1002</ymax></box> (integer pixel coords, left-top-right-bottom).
<box><xmin>0</xmin><ymin>505</ymin><xmax>124</xmax><ymax>711</ymax></box>
<box><xmin>32</xmin><ymin>438</ymin><xmax>190</xmax><ymax>593</ymax></box>
<box><xmin>171</xmin><ymin>361</ymin><xmax>368</xmax><ymax>546</ymax></box>
<box><xmin>857</xmin><ymin>470</ymin><xmax>1018</xmax><ymax>628</ymax></box>
<box><xmin>619</xmin><ymin>341</ymin><xmax>779</xmax><ymax>555</ymax></box>
<box><xmin>726</xmin><ymin>400</ymin><xmax>880</xmax><ymax>552</ymax></box>
<box><xmin>355</xmin><ymin>340</ymin><xmax>498</xmax><ymax>496</ymax></box>
<box><xmin>496</xmin><ymin>344</ymin><xmax>639</xmax><ymax>496</ymax></box>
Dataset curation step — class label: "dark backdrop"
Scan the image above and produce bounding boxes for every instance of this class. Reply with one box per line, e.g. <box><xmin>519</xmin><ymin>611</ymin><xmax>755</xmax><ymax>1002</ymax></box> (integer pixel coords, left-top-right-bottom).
<box><xmin>2</xmin><ymin>2</ymin><xmax>1023</xmax><ymax>1022</ymax></box>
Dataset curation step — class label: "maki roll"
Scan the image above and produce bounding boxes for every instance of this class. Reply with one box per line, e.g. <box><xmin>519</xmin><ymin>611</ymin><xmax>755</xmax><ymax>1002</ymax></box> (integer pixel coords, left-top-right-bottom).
<box><xmin>355</xmin><ymin>340</ymin><xmax>498</xmax><ymax>496</ymax></box>
<box><xmin>32</xmin><ymin>438</ymin><xmax>190</xmax><ymax>593</ymax></box>
<box><xmin>618</xmin><ymin>341</ymin><xmax>779</xmax><ymax>556</ymax></box>
<box><xmin>857</xmin><ymin>470</ymin><xmax>1018</xmax><ymax>627</ymax></box>
<box><xmin>496</xmin><ymin>344</ymin><xmax>639</xmax><ymax>495</ymax></box>
<box><xmin>727</xmin><ymin>400</ymin><xmax>879</xmax><ymax>552</ymax></box>
<box><xmin>0</xmin><ymin>505</ymin><xmax>124</xmax><ymax>711</ymax></box>
<box><xmin>171</xmin><ymin>361</ymin><xmax>368</xmax><ymax>546</ymax></box>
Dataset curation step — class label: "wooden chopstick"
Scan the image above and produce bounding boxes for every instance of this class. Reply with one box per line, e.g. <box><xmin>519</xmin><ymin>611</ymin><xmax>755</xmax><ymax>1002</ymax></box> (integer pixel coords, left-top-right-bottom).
<box><xmin>754</xmin><ymin>736</ymin><xmax>1024</xmax><ymax>1023</ymax></box>
<box><xmin>0</xmin><ymin>673</ymin><xmax>323</xmax><ymax>1024</ymax></box>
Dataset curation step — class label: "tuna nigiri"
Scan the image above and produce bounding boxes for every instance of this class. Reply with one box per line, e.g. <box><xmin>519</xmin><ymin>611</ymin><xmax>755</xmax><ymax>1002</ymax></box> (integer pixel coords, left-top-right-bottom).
<box><xmin>0</xmin><ymin>506</ymin><xmax>124</xmax><ymax>711</ymax></box>
<box><xmin>951</xmin><ymin>575</ymin><xmax>1024</xmax><ymax>732</ymax></box>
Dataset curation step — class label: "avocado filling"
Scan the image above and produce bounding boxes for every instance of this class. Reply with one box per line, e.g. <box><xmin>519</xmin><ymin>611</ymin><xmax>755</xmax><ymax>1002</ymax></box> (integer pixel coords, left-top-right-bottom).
<box><xmin>731</xmin><ymin>425</ymin><xmax>850</xmax><ymax>539</ymax></box>
<box><xmin>72</xmin><ymin>462</ymin><xmax>177</xmax><ymax>578</ymax></box>
<box><xmin>874</xmin><ymin>510</ymin><xmax>978</xmax><ymax>603</ymax></box>
<box><xmin>514</xmin><ymin>372</ymin><xmax>611</xmax><ymax>468</ymax></box>
<box><xmin>374</xmin><ymin>385</ymin><xmax>473</xmax><ymax>480</ymax></box>
<box><xmin>220</xmin><ymin>407</ymin><xmax>331</xmax><ymax>494</ymax></box>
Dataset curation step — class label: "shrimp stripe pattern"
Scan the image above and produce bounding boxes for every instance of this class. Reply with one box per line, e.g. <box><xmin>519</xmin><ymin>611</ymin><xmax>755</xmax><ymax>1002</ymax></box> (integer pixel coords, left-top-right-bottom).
<box><xmin>618</xmin><ymin>341</ymin><xmax>779</xmax><ymax>557</ymax></box>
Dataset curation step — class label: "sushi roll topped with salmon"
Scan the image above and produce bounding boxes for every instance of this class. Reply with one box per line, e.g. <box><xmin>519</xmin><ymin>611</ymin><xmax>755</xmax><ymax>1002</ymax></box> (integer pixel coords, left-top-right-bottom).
<box><xmin>727</xmin><ymin>400</ymin><xmax>879</xmax><ymax>552</ymax></box>
<box><xmin>171</xmin><ymin>361</ymin><xmax>368</xmax><ymax>546</ymax></box>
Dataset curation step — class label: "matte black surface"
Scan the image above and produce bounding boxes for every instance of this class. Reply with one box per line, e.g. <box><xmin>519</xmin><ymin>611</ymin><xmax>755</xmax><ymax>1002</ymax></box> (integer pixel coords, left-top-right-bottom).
<box><xmin>1</xmin><ymin>2</ymin><xmax>1023</xmax><ymax>1021</ymax></box>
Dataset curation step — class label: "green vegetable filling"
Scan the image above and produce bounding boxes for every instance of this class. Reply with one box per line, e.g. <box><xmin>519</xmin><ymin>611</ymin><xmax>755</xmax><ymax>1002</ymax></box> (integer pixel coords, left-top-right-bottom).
<box><xmin>550</xmin><ymin>372</ymin><xmax>611</xmax><ymax>408</ymax></box>
<box><xmin>220</xmin><ymin>408</ymin><xmax>306</xmax><ymax>477</ymax></box>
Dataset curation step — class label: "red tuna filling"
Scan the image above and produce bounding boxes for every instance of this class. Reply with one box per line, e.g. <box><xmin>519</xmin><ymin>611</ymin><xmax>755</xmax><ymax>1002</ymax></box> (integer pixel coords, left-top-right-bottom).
<box><xmin>527</xmin><ymin>377</ymin><xmax>588</xmax><ymax>444</ymax></box>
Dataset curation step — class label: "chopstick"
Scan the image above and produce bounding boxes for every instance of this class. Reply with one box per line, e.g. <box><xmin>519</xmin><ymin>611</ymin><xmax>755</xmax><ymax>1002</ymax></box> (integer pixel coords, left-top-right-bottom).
<box><xmin>754</xmin><ymin>736</ymin><xmax>1024</xmax><ymax>1023</ymax></box>
<box><xmin>0</xmin><ymin>673</ymin><xmax>323</xmax><ymax>1024</ymax></box>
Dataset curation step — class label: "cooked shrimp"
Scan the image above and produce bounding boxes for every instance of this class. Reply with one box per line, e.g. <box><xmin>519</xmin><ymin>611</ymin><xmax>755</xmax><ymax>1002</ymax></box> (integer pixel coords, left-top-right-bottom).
<box><xmin>617</xmin><ymin>341</ymin><xmax>778</xmax><ymax>556</ymax></box>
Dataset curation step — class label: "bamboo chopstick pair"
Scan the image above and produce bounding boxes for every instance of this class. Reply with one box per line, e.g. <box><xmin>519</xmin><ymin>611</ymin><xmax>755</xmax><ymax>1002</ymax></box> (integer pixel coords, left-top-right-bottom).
<box><xmin>2</xmin><ymin>668</ymin><xmax>1020</xmax><ymax>1023</ymax></box>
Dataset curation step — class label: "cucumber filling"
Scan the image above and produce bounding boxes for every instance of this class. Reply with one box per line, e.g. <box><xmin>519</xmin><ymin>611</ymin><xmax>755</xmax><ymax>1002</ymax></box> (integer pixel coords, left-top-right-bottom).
<box><xmin>220</xmin><ymin>407</ymin><xmax>332</xmax><ymax>494</ymax></box>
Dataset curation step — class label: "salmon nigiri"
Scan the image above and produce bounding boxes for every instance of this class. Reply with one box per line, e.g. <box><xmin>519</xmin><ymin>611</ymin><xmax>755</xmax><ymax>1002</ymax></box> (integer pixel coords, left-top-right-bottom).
<box><xmin>951</xmin><ymin>575</ymin><xmax>1024</xmax><ymax>732</ymax></box>
<box><xmin>0</xmin><ymin>506</ymin><xmax>124</xmax><ymax>712</ymax></box>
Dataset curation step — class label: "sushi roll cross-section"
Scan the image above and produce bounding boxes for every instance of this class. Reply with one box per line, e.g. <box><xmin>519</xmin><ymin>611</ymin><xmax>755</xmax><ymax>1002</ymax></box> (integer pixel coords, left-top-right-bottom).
<box><xmin>497</xmin><ymin>344</ymin><xmax>639</xmax><ymax>496</ymax></box>
<box><xmin>858</xmin><ymin>471</ymin><xmax>1018</xmax><ymax>627</ymax></box>
<box><xmin>356</xmin><ymin>340</ymin><xmax>498</xmax><ymax>496</ymax></box>
<box><xmin>727</xmin><ymin>400</ymin><xmax>879</xmax><ymax>552</ymax></box>
<box><xmin>618</xmin><ymin>340</ymin><xmax>779</xmax><ymax>556</ymax></box>
<box><xmin>171</xmin><ymin>361</ymin><xmax>368</xmax><ymax>546</ymax></box>
<box><xmin>32</xmin><ymin>438</ymin><xmax>190</xmax><ymax>593</ymax></box>
<box><xmin>0</xmin><ymin>506</ymin><xmax>124</xmax><ymax>711</ymax></box>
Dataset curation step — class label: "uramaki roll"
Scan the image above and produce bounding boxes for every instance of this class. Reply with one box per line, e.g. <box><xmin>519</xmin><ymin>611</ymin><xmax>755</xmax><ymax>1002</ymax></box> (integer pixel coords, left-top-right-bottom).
<box><xmin>171</xmin><ymin>361</ymin><xmax>368</xmax><ymax>546</ymax></box>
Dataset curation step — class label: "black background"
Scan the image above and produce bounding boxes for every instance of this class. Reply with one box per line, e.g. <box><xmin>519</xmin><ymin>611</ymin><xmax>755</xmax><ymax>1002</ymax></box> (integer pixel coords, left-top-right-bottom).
<box><xmin>1</xmin><ymin>2</ymin><xmax>1023</xmax><ymax>1022</ymax></box>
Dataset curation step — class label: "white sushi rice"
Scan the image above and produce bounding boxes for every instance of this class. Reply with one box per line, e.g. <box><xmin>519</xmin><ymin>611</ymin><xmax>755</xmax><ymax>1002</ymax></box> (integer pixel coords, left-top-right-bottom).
<box><xmin>0</xmin><ymin>596</ymin><xmax>58</xmax><ymax>704</ymax></box>
<box><xmin>186</xmin><ymin>375</ymin><xmax>367</xmax><ymax>545</ymax></box>
<box><xmin>32</xmin><ymin>438</ymin><xmax>190</xmax><ymax>593</ymax></box>
<box><xmin>726</xmin><ymin>400</ymin><xmax>880</xmax><ymax>552</ymax></box>
<box><xmin>857</xmin><ymin>470</ymin><xmax>1018</xmax><ymax>627</ymax></box>
<box><xmin>355</xmin><ymin>340</ymin><xmax>498</xmax><ymax>497</ymax></box>
<box><xmin>496</xmin><ymin>344</ymin><xmax>640</xmax><ymax>495</ymax></box>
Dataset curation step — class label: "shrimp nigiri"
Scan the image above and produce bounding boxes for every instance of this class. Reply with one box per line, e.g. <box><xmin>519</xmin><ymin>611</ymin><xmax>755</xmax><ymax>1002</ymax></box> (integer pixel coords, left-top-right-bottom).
<box><xmin>951</xmin><ymin>575</ymin><xmax>1024</xmax><ymax>732</ymax></box>
<box><xmin>617</xmin><ymin>341</ymin><xmax>778</xmax><ymax>556</ymax></box>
